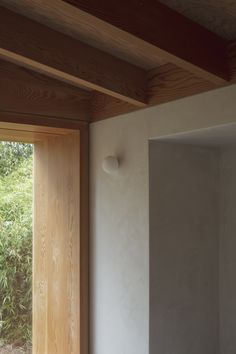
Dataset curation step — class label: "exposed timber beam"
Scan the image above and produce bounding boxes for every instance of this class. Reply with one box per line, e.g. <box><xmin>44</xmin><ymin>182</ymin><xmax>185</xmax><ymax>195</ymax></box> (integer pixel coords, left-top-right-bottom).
<box><xmin>62</xmin><ymin>0</ymin><xmax>229</xmax><ymax>84</ymax></box>
<box><xmin>91</xmin><ymin>42</ymin><xmax>236</xmax><ymax>122</ymax></box>
<box><xmin>91</xmin><ymin>64</ymin><xmax>217</xmax><ymax>121</ymax></box>
<box><xmin>91</xmin><ymin>38</ymin><xmax>236</xmax><ymax>121</ymax></box>
<box><xmin>0</xmin><ymin>60</ymin><xmax>91</xmax><ymax>122</ymax></box>
<box><xmin>0</xmin><ymin>1</ymin><xmax>229</xmax><ymax>83</ymax></box>
<box><xmin>0</xmin><ymin>3</ymin><xmax>235</xmax><ymax>123</ymax></box>
<box><xmin>0</xmin><ymin>6</ymin><xmax>147</xmax><ymax>107</ymax></box>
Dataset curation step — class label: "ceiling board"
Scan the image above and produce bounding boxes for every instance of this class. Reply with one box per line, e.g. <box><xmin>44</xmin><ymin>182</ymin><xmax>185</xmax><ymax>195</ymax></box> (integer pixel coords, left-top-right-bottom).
<box><xmin>159</xmin><ymin>0</ymin><xmax>236</xmax><ymax>40</ymax></box>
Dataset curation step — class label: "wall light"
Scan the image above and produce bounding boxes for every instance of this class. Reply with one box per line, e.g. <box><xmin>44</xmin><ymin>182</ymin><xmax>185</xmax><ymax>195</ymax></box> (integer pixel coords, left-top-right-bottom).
<box><xmin>102</xmin><ymin>156</ymin><xmax>119</xmax><ymax>174</ymax></box>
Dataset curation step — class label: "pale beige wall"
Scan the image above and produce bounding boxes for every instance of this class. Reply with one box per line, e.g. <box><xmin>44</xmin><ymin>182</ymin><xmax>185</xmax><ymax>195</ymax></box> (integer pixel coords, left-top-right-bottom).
<box><xmin>220</xmin><ymin>147</ymin><xmax>236</xmax><ymax>354</ymax></box>
<box><xmin>90</xmin><ymin>84</ymin><xmax>236</xmax><ymax>354</ymax></box>
<box><xmin>90</xmin><ymin>116</ymin><xmax>149</xmax><ymax>354</ymax></box>
<box><xmin>149</xmin><ymin>142</ymin><xmax>220</xmax><ymax>354</ymax></box>
<box><xmin>149</xmin><ymin>143</ymin><xmax>236</xmax><ymax>354</ymax></box>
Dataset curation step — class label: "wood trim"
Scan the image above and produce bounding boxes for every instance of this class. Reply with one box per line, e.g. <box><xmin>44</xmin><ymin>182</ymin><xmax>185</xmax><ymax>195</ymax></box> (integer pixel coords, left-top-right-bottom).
<box><xmin>63</xmin><ymin>0</ymin><xmax>228</xmax><ymax>84</ymax></box>
<box><xmin>0</xmin><ymin>111</ymin><xmax>88</xmax><ymax>130</ymax></box>
<box><xmin>0</xmin><ymin>6</ymin><xmax>147</xmax><ymax>106</ymax></box>
<box><xmin>33</xmin><ymin>131</ymin><xmax>82</xmax><ymax>353</ymax></box>
<box><xmin>0</xmin><ymin>120</ymin><xmax>89</xmax><ymax>354</ymax></box>
<box><xmin>0</xmin><ymin>60</ymin><xmax>91</xmax><ymax>122</ymax></box>
<box><xmin>0</xmin><ymin>119</ymin><xmax>77</xmax><ymax>136</ymax></box>
<box><xmin>0</xmin><ymin>118</ymin><xmax>78</xmax><ymax>142</ymax></box>
<box><xmin>80</xmin><ymin>125</ymin><xmax>89</xmax><ymax>354</ymax></box>
<box><xmin>0</xmin><ymin>128</ymin><xmax>62</xmax><ymax>143</ymax></box>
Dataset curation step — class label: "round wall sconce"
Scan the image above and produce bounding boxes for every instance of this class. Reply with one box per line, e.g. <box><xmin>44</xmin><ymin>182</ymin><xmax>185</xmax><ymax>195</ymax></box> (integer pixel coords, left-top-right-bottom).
<box><xmin>102</xmin><ymin>156</ymin><xmax>119</xmax><ymax>174</ymax></box>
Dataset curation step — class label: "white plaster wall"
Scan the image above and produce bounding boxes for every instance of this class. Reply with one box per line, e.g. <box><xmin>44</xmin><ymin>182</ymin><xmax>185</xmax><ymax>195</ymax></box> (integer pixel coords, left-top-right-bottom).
<box><xmin>149</xmin><ymin>143</ymin><xmax>220</xmax><ymax>354</ymax></box>
<box><xmin>90</xmin><ymin>117</ymin><xmax>149</xmax><ymax>354</ymax></box>
<box><xmin>90</xmin><ymin>84</ymin><xmax>236</xmax><ymax>354</ymax></box>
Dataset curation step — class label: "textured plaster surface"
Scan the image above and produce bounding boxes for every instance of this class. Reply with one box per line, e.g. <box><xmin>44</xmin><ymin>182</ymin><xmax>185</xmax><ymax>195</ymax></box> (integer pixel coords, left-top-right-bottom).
<box><xmin>149</xmin><ymin>143</ymin><xmax>219</xmax><ymax>354</ymax></box>
<box><xmin>90</xmin><ymin>84</ymin><xmax>236</xmax><ymax>354</ymax></box>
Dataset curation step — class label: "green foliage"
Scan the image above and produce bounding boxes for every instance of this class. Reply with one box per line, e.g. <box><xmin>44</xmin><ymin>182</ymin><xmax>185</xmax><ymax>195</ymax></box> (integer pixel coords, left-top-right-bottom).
<box><xmin>0</xmin><ymin>142</ymin><xmax>32</xmax><ymax>177</ymax></box>
<box><xmin>0</xmin><ymin>142</ymin><xmax>33</xmax><ymax>347</ymax></box>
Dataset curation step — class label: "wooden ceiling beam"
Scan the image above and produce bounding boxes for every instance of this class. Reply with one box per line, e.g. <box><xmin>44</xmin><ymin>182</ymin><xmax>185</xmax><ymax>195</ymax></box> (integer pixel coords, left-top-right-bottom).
<box><xmin>91</xmin><ymin>64</ymin><xmax>217</xmax><ymax>121</ymax></box>
<box><xmin>63</xmin><ymin>0</ymin><xmax>229</xmax><ymax>84</ymax></box>
<box><xmin>0</xmin><ymin>60</ymin><xmax>91</xmax><ymax>122</ymax></box>
<box><xmin>91</xmin><ymin>39</ymin><xmax>236</xmax><ymax>122</ymax></box>
<box><xmin>0</xmin><ymin>6</ymin><xmax>147</xmax><ymax>107</ymax></box>
<box><xmin>0</xmin><ymin>4</ymin><xmax>235</xmax><ymax>124</ymax></box>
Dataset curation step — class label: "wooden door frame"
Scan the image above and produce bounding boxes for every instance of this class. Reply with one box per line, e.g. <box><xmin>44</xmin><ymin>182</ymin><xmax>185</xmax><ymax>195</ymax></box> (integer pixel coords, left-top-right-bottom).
<box><xmin>0</xmin><ymin>113</ymin><xmax>89</xmax><ymax>354</ymax></box>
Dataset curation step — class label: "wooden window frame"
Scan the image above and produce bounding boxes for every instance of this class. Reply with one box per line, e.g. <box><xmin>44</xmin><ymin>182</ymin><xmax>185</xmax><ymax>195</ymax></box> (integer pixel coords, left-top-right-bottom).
<box><xmin>0</xmin><ymin>114</ymin><xmax>88</xmax><ymax>354</ymax></box>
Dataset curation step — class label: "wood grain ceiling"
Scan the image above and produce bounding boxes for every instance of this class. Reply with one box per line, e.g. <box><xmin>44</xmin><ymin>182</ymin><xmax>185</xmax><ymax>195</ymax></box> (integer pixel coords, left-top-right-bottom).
<box><xmin>0</xmin><ymin>60</ymin><xmax>91</xmax><ymax>121</ymax></box>
<box><xmin>0</xmin><ymin>0</ymin><xmax>236</xmax><ymax>123</ymax></box>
